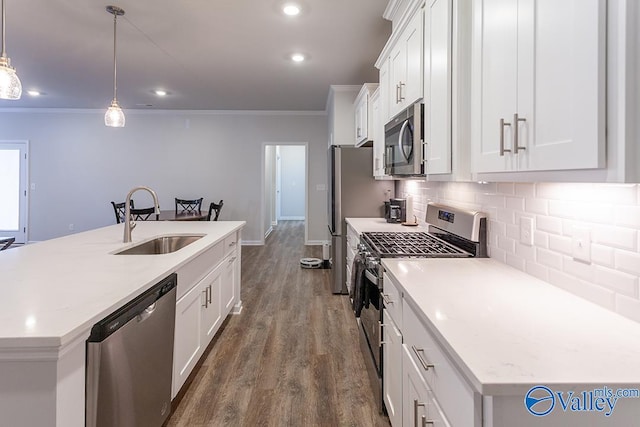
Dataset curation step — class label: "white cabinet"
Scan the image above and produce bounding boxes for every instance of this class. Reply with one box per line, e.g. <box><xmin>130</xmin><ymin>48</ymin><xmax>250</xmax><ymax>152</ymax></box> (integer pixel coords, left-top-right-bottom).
<box><xmin>173</xmin><ymin>262</ymin><xmax>223</xmax><ymax>397</ymax></box>
<box><xmin>327</xmin><ymin>85</ymin><xmax>360</xmax><ymax>146</ymax></box>
<box><xmin>383</xmin><ymin>310</ymin><xmax>403</xmax><ymax>427</ymax></box>
<box><xmin>172</xmin><ymin>230</ymin><xmax>242</xmax><ymax>398</ymax></box>
<box><xmin>354</xmin><ymin>83</ymin><xmax>379</xmax><ymax>146</ymax></box>
<box><xmin>471</xmin><ymin>0</ymin><xmax>606</xmax><ymax>174</ymax></box>
<box><xmin>423</xmin><ymin>0</ymin><xmax>453</xmax><ymax>175</ymax></box>
<box><xmin>371</xmin><ymin>88</ymin><xmax>393</xmax><ymax>179</ymax></box>
<box><xmin>389</xmin><ymin>8</ymin><xmax>424</xmax><ymax>118</ymax></box>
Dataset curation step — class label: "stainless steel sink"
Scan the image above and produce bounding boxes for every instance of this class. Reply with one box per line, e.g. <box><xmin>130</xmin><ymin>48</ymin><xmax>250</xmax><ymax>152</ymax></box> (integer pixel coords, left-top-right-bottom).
<box><xmin>114</xmin><ymin>234</ymin><xmax>204</xmax><ymax>255</ymax></box>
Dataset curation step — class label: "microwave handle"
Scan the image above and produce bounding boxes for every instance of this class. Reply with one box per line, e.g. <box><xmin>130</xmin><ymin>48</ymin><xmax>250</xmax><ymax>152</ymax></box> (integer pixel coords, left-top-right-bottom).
<box><xmin>398</xmin><ymin>120</ymin><xmax>410</xmax><ymax>161</ymax></box>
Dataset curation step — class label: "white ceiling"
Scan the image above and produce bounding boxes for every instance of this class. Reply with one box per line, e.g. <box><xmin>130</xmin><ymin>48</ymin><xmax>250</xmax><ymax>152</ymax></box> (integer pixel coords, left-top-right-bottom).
<box><xmin>0</xmin><ymin>0</ymin><xmax>391</xmax><ymax>111</ymax></box>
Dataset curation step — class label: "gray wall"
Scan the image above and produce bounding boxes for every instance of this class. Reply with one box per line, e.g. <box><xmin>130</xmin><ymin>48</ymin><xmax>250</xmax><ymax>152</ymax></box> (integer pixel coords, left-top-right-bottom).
<box><xmin>0</xmin><ymin>109</ymin><xmax>328</xmax><ymax>244</ymax></box>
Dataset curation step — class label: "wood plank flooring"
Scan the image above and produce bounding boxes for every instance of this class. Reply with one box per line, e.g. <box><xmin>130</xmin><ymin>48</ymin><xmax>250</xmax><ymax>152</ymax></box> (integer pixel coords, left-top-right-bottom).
<box><xmin>166</xmin><ymin>221</ymin><xmax>389</xmax><ymax>427</ymax></box>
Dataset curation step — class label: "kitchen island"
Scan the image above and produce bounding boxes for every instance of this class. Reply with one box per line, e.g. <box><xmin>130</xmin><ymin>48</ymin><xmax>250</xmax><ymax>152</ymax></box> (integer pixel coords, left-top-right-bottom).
<box><xmin>382</xmin><ymin>257</ymin><xmax>640</xmax><ymax>426</ymax></box>
<box><xmin>0</xmin><ymin>220</ymin><xmax>245</xmax><ymax>427</ymax></box>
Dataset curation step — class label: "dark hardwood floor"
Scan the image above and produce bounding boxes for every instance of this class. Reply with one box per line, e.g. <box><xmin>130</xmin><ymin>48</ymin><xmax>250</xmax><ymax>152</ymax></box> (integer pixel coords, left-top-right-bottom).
<box><xmin>166</xmin><ymin>221</ymin><xmax>389</xmax><ymax>427</ymax></box>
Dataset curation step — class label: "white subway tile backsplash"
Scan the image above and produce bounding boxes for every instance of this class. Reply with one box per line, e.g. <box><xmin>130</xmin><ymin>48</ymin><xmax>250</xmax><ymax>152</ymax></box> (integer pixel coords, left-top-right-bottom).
<box><xmin>592</xmin><ymin>225</ymin><xmax>637</xmax><ymax>251</ymax></box>
<box><xmin>548</xmin><ymin>269</ymin><xmax>616</xmax><ymax>311</ymax></box>
<box><xmin>514</xmin><ymin>183</ymin><xmax>535</xmax><ymax>198</ymax></box>
<box><xmin>536</xmin><ymin>215</ymin><xmax>563</xmax><ymax>235</ymax></box>
<box><xmin>591</xmin><ymin>244</ymin><xmax>615</xmax><ymax>268</ymax></box>
<box><xmin>615</xmin><ymin>250</ymin><xmax>640</xmax><ymax>275</ymax></box>
<box><xmin>525</xmin><ymin>197</ymin><xmax>548</xmax><ymax>215</ymax></box>
<box><xmin>594</xmin><ymin>266</ymin><xmax>638</xmax><ymax>298</ymax></box>
<box><xmin>397</xmin><ymin>181</ymin><xmax>640</xmax><ymax>323</ymax></box>
<box><xmin>537</xmin><ymin>248</ymin><xmax>563</xmax><ymax>270</ymax></box>
<box><xmin>615</xmin><ymin>294</ymin><xmax>640</xmax><ymax>323</ymax></box>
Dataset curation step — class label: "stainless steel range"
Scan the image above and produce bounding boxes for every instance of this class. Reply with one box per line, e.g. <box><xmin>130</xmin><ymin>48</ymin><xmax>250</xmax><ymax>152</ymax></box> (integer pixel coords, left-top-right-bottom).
<box><xmin>353</xmin><ymin>202</ymin><xmax>487</xmax><ymax>413</ymax></box>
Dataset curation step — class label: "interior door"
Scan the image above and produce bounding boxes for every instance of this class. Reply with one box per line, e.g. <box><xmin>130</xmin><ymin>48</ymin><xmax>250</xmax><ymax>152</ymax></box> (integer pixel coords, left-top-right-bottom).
<box><xmin>0</xmin><ymin>141</ymin><xmax>28</xmax><ymax>243</ymax></box>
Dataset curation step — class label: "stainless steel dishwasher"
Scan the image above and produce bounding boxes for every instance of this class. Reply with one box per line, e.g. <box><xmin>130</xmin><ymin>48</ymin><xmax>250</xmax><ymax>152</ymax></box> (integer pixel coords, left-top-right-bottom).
<box><xmin>86</xmin><ymin>273</ymin><xmax>177</xmax><ymax>427</ymax></box>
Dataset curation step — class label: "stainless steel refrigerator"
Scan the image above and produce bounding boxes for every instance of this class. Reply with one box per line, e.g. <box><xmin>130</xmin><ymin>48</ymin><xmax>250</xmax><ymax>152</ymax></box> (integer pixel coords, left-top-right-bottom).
<box><xmin>328</xmin><ymin>145</ymin><xmax>394</xmax><ymax>294</ymax></box>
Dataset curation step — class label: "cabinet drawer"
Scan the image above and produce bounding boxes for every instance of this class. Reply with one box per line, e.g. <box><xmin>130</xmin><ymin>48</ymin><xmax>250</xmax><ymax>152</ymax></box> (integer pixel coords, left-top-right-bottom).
<box><xmin>403</xmin><ymin>302</ymin><xmax>478</xmax><ymax>427</ymax></box>
<box><xmin>383</xmin><ymin>272</ymin><xmax>402</xmax><ymax>329</ymax></box>
<box><xmin>175</xmin><ymin>241</ymin><xmax>224</xmax><ymax>299</ymax></box>
<box><xmin>223</xmin><ymin>232</ymin><xmax>238</xmax><ymax>257</ymax></box>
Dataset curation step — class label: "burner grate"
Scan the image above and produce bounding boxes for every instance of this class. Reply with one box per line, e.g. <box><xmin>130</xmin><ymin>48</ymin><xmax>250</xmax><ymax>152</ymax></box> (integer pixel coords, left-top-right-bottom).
<box><xmin>362</xmin><ymin>232</ymin><xmax>470</xmax><ymax>258</ymax></box>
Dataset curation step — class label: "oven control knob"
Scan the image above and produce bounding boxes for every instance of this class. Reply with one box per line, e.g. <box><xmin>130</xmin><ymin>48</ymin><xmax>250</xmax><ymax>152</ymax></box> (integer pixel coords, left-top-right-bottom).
<box><xmin>365</xmin><ymin>257</ymin><xmax>379</xmax><ymax>269</ymax></box>
<box><xmin>357</xmin><ymin>244</ymin><xmax>367</xmax><ymax>252</ymax></box>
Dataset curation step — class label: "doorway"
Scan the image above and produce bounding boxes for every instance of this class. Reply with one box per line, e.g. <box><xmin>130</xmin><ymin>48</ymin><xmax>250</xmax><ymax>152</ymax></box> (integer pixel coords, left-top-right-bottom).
<box><xmin>0</xmin><ymin>141</ymin><xmax>28</xmax><ymax>243</ymax></box>
<box><xmin>262</xmin><ymin>143</ymin><xmax>307</xmax><ymax>244</ymax></box>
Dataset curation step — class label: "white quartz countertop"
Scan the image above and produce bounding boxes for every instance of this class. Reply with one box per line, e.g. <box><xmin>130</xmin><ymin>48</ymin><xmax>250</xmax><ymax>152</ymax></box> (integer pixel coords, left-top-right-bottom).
<box><xmin>346</xmin><ymin>217</ymin><xmax>429</xmax><ymax>234</ymax></box>
<box><xmin>382</xmin><ymin>257</ymin><xmax>640</xmax><ymax>395</ymax></box>
<box><xmin>0</xmin><ymin>221</ymin><xmax>245</xmax><ymax>351</ymax></box>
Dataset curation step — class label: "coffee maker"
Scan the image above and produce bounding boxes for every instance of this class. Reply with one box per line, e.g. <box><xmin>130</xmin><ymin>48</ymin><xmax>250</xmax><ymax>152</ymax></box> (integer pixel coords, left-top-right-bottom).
<box><xmin>384</xmin><ymin>198</ymin><xmax>407</xmax><ymax>223</ymax></box>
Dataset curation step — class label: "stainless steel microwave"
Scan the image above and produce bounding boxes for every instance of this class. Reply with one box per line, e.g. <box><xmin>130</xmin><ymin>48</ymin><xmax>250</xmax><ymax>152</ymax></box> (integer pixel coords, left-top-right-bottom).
<box><xmin>384</xmin><ymin>102</ymin><xmax>424</xmax><ymax>176</ymax></box>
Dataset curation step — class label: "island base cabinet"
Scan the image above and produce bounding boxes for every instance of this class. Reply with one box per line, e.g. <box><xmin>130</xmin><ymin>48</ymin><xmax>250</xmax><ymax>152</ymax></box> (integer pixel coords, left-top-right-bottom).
<box><xmin>173</xmin><ymin>262</ymin><xmax>223</xmax><ymax>398</ymax></box>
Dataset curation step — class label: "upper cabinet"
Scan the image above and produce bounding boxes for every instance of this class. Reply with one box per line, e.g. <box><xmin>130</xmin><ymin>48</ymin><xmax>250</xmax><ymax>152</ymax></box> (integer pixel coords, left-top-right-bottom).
<box><xmin>354</xmin><ymin>83</ymin><xmax>379</xmax><ymax>147</ymax></box>
<box><xmin>423</xmin><ymin>0</ymin><xmax>453</xmax><ymax>175</ymax></box>
<box><xmin>389</xmin><ymin>9</ymin><xmax>424</xmax><ymax>118</ymax></box>
<box><xmin>471</xmin><ymin>0</ymin><xmax>606</xmax><ymax>174</ymax></box>
<box><xmin>327</xmin><ymin>85</ymin><xmax>360</xmax><ymax>146</ymax></box>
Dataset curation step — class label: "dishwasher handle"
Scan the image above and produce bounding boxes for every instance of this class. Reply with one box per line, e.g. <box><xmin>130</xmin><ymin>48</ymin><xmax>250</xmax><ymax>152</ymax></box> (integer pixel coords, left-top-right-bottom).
<box><xmin>88</xmin><ymin>273</ymin><xmax>177</xmax><ymax>342</ymax></box>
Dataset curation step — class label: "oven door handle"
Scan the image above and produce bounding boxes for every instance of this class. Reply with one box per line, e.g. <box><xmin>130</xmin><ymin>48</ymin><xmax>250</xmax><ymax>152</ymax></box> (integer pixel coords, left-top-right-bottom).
<box><xmin>364</xmin><ymin>269</ymin><xmax>378</xmax><ymax>284</ymax></box>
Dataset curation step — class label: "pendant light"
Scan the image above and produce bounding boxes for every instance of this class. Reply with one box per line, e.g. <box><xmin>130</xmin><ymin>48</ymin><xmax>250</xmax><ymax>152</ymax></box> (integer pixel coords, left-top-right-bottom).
<box><xmin>0</xmin><ymin>0</ymin><xmax>21</xmax><ymax>100</ymax></box>
<box><xmin>105</xmin><ymin>5</ymin><xmax>125</xmax><ymax>127</ymax></box>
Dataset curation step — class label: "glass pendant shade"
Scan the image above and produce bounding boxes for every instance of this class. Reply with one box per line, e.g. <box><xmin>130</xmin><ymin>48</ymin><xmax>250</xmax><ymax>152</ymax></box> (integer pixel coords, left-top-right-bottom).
<box><xmin>105</xmin><ymin>99</ymin><xmax>125</xmax><ymax>127</ymax></box>
<box><xmin>0</xmin><ymin>57</ymin><xmax>21</xmax><ymax>100</ymax></box>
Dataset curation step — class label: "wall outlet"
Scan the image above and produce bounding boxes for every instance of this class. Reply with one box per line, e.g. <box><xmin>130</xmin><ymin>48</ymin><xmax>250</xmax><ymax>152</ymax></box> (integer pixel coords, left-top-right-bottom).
<box><xmin>572</xmin><ymin>226</ymin><xmax>591</xmax><ymax>263</ymax></box>
<box><xmin>520</xmin><ymin>216</ymin><xmax>534</xmax><ymax>246</ymax></box>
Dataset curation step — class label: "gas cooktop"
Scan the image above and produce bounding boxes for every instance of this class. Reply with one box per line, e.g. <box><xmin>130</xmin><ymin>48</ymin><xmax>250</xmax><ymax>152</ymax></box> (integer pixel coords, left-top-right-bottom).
<box><xmin>361</xmin><ymin>231</ymin><xmax>471</xmax><ymax>258</ymax></box>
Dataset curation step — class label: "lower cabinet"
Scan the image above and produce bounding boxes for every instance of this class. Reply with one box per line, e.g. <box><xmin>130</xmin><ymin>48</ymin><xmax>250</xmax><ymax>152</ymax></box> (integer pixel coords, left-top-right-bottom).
<box><xmin>383</xmin><ymin>309</ymin><xmax>403</xmax><ymax>427</ymax></box>
<box><xmin>172</xmin><ymin>231</ymin><xmax>241</xmax><ymax>399</ymax></box>
<box><xmin>173</xmin><ymin>262</ymin><xmax>223</xmax><ymax>398</ymax></box>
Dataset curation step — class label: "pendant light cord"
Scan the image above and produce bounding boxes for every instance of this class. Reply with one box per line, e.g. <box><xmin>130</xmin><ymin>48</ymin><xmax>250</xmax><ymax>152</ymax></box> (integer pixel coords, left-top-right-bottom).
<box><xmin>112</xmin><ymin>11</ymin><xmax>118</xmax><ymax>101</ymax></box>
<box><xmin>1</xmin><ymin>0</ymin><xmax>7</xmax><ymax>58</ymax></box>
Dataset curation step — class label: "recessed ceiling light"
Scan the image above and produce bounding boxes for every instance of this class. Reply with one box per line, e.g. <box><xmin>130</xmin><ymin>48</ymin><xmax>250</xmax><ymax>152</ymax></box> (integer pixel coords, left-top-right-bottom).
<box><xmin>27</xmin><ymin>90</ymin><xmax>41</xmax><ymax>96</ymax></box>
<box><xmin>283</xmin><ymin>4</ymin><xmax>301</xmax><ymax>16</ymax></box>
<box><xmin>154</xmin><ymin>90</ymin><xmax>168</xmax><ymax>96</ymax></box>
<box><xmin>291</xmin><ymin>53</ymin><xmax>305</xmax><ymax>62</ymax></box>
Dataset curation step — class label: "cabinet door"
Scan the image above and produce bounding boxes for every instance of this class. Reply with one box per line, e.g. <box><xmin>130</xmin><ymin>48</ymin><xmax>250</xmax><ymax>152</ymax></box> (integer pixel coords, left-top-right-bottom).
<box><xmin>222</xmin><ymin>252</ymin><xmax>237</xmax><ymax>316</ymax></box>
<box><xmin>390</xmin><ymin>44</ymin><xmax>406</xmax><ymax>118</ymax></box>
<box><xmin>404</xmin><ymin>10</ymin><xmax>424</xmax><ymax>107</ymax></box>
<box><xmin>383</xmin><ymin>310</ymin><xmax>403</xmax><ymax>427</ymax></box>
<box><xmin>424</xmin><ymin>0</ymin><xmax>453</xmax><ymax>175</ymax></box>
<box><xmin>202</xmin><ymin>263</ymin><xmax>223</xmax><ymax>343</ymax></box>
<box><xmin>402</xmin><ymin>345</ymin><xmax>429</xmax><ymax>427</ymax></box>
<box><xmin>473</xmin><ymin>0</ymin><xmax>605</xmax><ymax>174</ymax></box>
<box><xmin>173</xmin><ymin>281</ymin><xmax>204</xmax><ymax>398</ymax></box>
<box><xmin>517</xmin><ymin>0</ymin><xmax>605</xmax><ymax>171</ymax></box>
<box><xmin>473</xmin><ymin>0</ymin><xmax>518</xmax><ymax>173</ymax></box>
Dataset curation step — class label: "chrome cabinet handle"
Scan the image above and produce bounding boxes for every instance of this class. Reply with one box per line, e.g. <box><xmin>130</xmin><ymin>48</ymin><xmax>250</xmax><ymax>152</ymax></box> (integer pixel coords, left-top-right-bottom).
<box><xmin>381</xmin><ymin>293</ymin><xmax>393</xmax><ymax>305</ymax></box>
<box><xmin>414</xmin><ymin>399</ymin><xmax>426</xmax><ymax>427</ymax></box>
<box><xmin>399</xmin><ymin>82</ymin><xmax>405</xmax><ymax>101</ymax></box>
<box><xmin>513</xmin><ymin>113</ymin><xmax>527</xmax><ymax>153</ymax></box>
<box><xmin>395</xmin><ymin>84</ymin><xmax>400</xmax><ymax>103</ymax></box>
<box><xmin>228</xmin><ymin>256</ymin><xmax>237</xmax><ymax>264</ymax></box>
<box><xmin>202</xmin><ymin>289</ymin><xmax>208</xmax><ymax>308</ymax></box>
<box><xmin>500</xmin><ymin>118</ymin><xmax>512</xmax><ymax>156</ymax></box>
<box><xmin>411</xmin><ymin>345</ymin><xmax>435</xmax><ymax>371</ymax></box>
<box><xmin>422</xmin><ymin>415</ymin><xmax>434</xmax><ymax>426</ymax></box>
<box><xmin>378</xmin><ymin>321</ymin><xmax>384</xmax><ymax>348</ymax></box>
<box><xmin>207</xmin><ymin>284</ymin><xmax>212</xmax><ymax>304</ymax></box>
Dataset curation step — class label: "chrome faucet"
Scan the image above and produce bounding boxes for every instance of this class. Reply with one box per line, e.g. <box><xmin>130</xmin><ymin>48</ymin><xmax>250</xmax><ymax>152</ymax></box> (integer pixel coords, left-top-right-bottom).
<box><xmin>123</xmin><ymin>186</ymin><xmax>160</xmax><ymax>243</ymax></box>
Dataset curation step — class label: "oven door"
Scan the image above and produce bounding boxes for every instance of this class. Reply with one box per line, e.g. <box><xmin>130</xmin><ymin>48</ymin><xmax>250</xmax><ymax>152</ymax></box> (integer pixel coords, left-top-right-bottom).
<box><xmin>384</xmin><ymin>102</ymin><xmax>424</xmax><ymax>176</ymax></box>
<box><xmin>360</xmin><ymin>270</ymin><xmax>382</xmax><ymax>373</ymax></box>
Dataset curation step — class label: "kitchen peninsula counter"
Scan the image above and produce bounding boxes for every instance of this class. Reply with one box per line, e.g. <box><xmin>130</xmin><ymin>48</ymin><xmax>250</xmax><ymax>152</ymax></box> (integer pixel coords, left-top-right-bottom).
<box><xmin>0</xmin><ymin>220</ymin><xmax>245</xmax><ymax>426</ymax></box>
